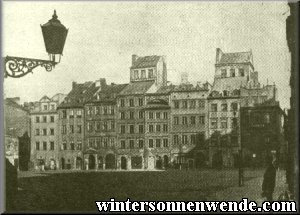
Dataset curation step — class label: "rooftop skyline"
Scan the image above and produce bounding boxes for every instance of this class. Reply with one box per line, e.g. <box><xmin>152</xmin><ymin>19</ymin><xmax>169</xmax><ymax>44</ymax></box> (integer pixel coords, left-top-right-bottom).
<box><xmin>3</xmin><ymin>2</ymin><xmax>291</xmax><ymax>109</ymax></box>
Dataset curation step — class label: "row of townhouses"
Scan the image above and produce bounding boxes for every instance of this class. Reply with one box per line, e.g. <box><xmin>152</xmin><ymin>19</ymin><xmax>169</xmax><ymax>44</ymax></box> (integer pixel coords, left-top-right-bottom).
<box><xmin>28</xmin><ymin>48</ymin><xmax>287</xmax><ymax>171</ymax></box>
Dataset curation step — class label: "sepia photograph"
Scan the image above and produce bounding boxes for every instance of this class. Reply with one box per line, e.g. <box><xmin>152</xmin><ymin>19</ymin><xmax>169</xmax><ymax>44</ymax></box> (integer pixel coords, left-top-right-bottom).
<box><xmin>1</xmin><ymin>1</ymin><xmax>298</xmax><ymax>213</ymax></box>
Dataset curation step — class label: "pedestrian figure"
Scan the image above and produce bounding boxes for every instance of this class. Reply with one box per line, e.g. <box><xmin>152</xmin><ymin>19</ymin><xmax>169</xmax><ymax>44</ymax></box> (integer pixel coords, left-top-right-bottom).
<box><xmin>261</xmin><ymin>156</ymin><xmax>278</xmax><ymax>201</ymax></box>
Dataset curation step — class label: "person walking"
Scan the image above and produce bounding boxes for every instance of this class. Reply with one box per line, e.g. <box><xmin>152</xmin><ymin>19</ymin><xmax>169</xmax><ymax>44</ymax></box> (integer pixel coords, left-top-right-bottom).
<box><xmin>261</xmin><ymin>156</ymin><xmax>278</xmax><ymax>201</ymax></box>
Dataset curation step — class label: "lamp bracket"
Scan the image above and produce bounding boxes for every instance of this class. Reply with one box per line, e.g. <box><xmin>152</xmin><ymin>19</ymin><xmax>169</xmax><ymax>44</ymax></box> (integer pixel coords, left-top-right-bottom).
<box><xmin>4</xmin><ymin>56</ymin><xmax>57</xmax><ymax>78</ymax></box>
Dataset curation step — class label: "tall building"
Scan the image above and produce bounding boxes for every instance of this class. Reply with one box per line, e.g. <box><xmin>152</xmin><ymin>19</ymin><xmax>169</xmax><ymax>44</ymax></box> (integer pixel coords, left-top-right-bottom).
<box><xmin>208</xmin><ymin>48</ymin><xmax>278</xmax><ymax>167</ymax></box>
<box><xmin>30</xmin><ymin>94</ymin><xmax>66</xmax><ymax>170</ymax></box>
<box><xmin>170</xmin><ymin>82</ymin><xmax>211</xmax><ymax>169</ymax></box>
<box><xmin>83</xmin><ymin>79</ymin><xmax>127</xmax><ymax>170</ymax></box>
<box><xmin>57</xmin><ymin>82</ymin><xmax>96</xmax><ymax>170</ymax></box>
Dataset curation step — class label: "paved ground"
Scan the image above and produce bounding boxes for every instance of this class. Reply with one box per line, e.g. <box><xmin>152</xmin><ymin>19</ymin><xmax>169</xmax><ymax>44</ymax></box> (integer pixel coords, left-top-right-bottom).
<box><xmin>9</xmin><ymin>168</ymin><xmax>288</xmax><ymax>212</ymax></box>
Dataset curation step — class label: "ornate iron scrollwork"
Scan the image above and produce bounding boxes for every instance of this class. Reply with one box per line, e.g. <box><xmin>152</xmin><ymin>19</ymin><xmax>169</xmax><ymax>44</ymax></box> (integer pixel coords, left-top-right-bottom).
<box><xmin>4</xmin><ymin>56</ymin><xmax>57</xmax><ymax>78</ymax></box>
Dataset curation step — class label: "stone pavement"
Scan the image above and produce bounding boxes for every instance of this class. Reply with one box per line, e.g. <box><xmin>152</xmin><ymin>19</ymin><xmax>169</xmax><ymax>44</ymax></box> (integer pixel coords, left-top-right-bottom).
<box><xmin>214</xmin><ymin>169</ymin><xmax>288</xmax><ymax>204</ymax></box>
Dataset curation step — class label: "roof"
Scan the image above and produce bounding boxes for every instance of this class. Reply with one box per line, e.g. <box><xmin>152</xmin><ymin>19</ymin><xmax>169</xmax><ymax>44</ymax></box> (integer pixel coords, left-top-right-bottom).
<box><xmin>145</xmin><ymin>99</ymin><xmax>170</xmax><ymax>110</ymax></box>
<box><xmin>89</xmin><ymin>83</ymin><xmax>128</xmax><ymax>103</ymax></box>
<box><xmin>151</xmin><ymin>85</ymin><xmax>175</xmax><ymax>95</ymax></box>
<box><xmin>131</xmin><ymin>56</ymin><xmax>161</xmax><ymax>69</ymax></box>
<box><xmin>58</xmin><ymin>81</ymin><xmax>96</xmax><ymax>109</ymax></box>
<box><xmin>119</xmin><ymin>81</ymin><xmax>155</xmax><ymax>96</ymax></box>
<box><xmin>5</xmin><ymin>98</ymin><xmax>28</xmax><ymax>112</ymax></box>
<box><xmin>218</xmin><ymin>51</ymin><xmax>252</xmax><ymax>65</ymax></box>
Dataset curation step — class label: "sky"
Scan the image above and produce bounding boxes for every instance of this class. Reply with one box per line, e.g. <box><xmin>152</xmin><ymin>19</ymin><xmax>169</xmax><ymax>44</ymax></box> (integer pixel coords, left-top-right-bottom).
<box><xmin>2</xmin><ymin>1</ymin><xmax>291</xmax><ymax>109</ymax></box>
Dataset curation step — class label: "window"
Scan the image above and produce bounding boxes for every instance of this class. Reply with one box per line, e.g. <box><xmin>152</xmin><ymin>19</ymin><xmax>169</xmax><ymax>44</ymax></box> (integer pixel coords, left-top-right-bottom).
<box><xmin>182</xmin><ymin>135</ymin><xmax>188</xmax><ymax>144</ymax></box>
<box><xmin>220</xmin><ymin>118</ymin><xmax>227</xmax><ymax>129</ymax></box>
<box><xmin>230</xmin><ymin>69</ymin><xmax>235</xmax><ymax>77</ymax></box>
<box><xmin>43</xmin><ymin>129</ymin><xmax>47</xmax><ymax>136</ymax></box>
<box><xmin>62</xmin><ymin>142</ymin><xmax>67</xmax><ymax>150</ymax></box>
<box><xmin>77</xmin><ymin>110</ymin><xmax>82</xmax><ymax>118</ymax></box>
<box><xmin>51</xmin><ymin>104</ymin><xmax>55</xmax><ymax>110</ymax></box>
<box><xmin>35</xmin><ymin>129</ymin><xmax>40</xmax><ymax>136</ymax></box>
<box><xmin>35</xmin><ymin>116</ymin><xmax>40</xmax><ymax>123</ymax></box>
<box><xmin>156</xmin><ymin>139</ymin><xmax>161</xmax><ymax>148</ymax></box>
<box><xmin>211</xmin><ymin>104</ymin><xmax>218</xmax><ymax>112</ymax></box>
<box><xmin>121</xmin><ymin>125</ymin><xmax>126</xmax><ymax>134</ymax></box>
<box><xmin>121</xmin><ymin>140</ymin><xmax>126</xmax><ymax>149</ymax></box>
<box><xmin>50</xmin><ymin>116</ymin><xmax>54</xmax><ymax>122</ymax></box>
<box><xmin>103</xmin><ymin>106</ymin><xmax>108</xmax><ymax>115</ymax></box>
<box><xmin>156</xmin><ymin>124</ymin><xmax>161</xmax><ymax>132</ymax></box>
<box><xmin>96</xmin><ymin>139</ymin><xmax>101</xmax><ymax>149</ymax></box>
<box><xmin>96</xmin><ymin>122</ymin><xmax>101</xmax><ymax>131</ymax></box>
<box><xmin>43</xmin><ymin>116</ymin><xmax>47</xmax><ymax>123</ymax></box>
<box><xmin>129</xmin><ymin>125</ymin><xmax>134</xmax><ymax>134</ymax></box>
<box><xmin>149</xmin><ymin>112</ymin><xmax>154</xmax><ymax>119</ymax></box>
<box><xmin>239</xmin><ymin>69</ymin><xmax>245</xmax><ymax>77</ymax></box>
<box><xmin>87</xmin><ymin>122</ymin><xmax>93</xmax><ymax>132</ymax></box>
<box><xmin>182</xmin><ymin>116</ymin><xmax>187</xmax><ymax>125</ymax></box>
<box><xmin>231</xmin><ymin>103</ymin><xmax>238</xmax><ymax>111</ymax></box>
<box><xmin>62</xmin><ymin>125</ymin><xmax>67</xmax><ymax>134</ymax></box>
<box><xmin>139</xmin><ymin>140</ymin><xmax>144</xmax><ymax>148</ymax></box>
<box><xmin>211</xmin><ymin>118</ymin><xmax>218</xmax><ymax>129</ymax></box>
<box><xmin>264</xmin><ymin>113</ymin><xmax>270</xmax><ymax>124</ymax></box>
<box><xmin>103</xmin><ymin>121</ymin><xmax>108</xmax><ymax>131</ymax></box>
<box><xmin>182</xmin><ymin>101</ymin><xmax>188</xmax><ymax>108</ymax></box>
<box><xmin>62</xmin><ymin>110</ymin><xmax>67</xmax><ymax>119</ymax></box>
<box><xmin>96</xmin><ymin>106</ymin><xmax>100</xmax><ymax>115</ymax></box>
<box><xmin>141</xmin><ymin>70</ymin><xmax>146</xmax><ymax>79</ymax></box>
<box><xmin>139</xmin><ymin>125</ymin><xmax>144</xmax><ymax>133</ymax></box>
<box><xmin>120</xmin><ymin>112</ymin><xmax>125</xmax><ymax>119</ymax></box>
<box><xmin>221</xmin><ymin>103</ymin><xmax>228</xmax><ymax>112</ymax></box>
<box><xmin>50</xmin><ymin>141</ymin><xmax>54</xmax><ymax>150</ymax></box>
<box><xmin>87</xmin><ymin>107</ymin><xmax>93</xmax><ymax>115</ymax></box>
<box><xmin>70</xmin><ymin>142</ymin><xmax>75</xmax><ymax>150</ymax></box>
<box><xmin>130</xmin><ymin>140</ymin><xmax>134</xmax><ymax>149</ymax></box>
<box><xmin>77</xmin><ymin>125</ymin><xmax>82</xmax><ymax>133</ymax></box>
<box><xmin>43</xmin><ymin>142</ymin><xmax>47</xmax><ymax>150</ymax></box>
<box><xmin>190</xmin><ymin>100</ymin><xmax>196</xmax><ymax>109</ymax></box>
<box><xmin>174</xmin><ymin>135</ymin><xmax>179</xmax><ymax>144</ymax></box>
<box><xmin>36</xmin><ymin>142</ymin><xmax>40</xmax><ymax>150</ymax></box>
<box><xmin>163</xmin><ymin>112</ymin><xmax>168</xmax><ymax>119</ymax></box>
<box><xmin>174</xmin><ymin>101</ymin><xmax>179</xmax><ymax>109</ymax></box>
<box><xmin>50</xmin><ymin>128</ymin><xmax>54</xmax><ymax>135</ymax></box>
<box><xmin>120</xmin><ymin>99</ymin><xmax>125</xmax><ymax>107</ymax></box>
<box><xmin>103</xmin><ymin>138</ymin><xmax>108</xmax><ymax>148</ymax></box>
<box><xmin>199</xmin><ymin>100</ymin><xmax>205</xmax><ymax>109</ymax></box>
<box><xmin>149</xmin><ymin>124</ymin><xmax>154</xmax><ymax>133</ymax></box>
<box><xmin>111</xmin><ymin>107</ymin><xmax>115</xmax><ymax>115</ymax></box>
<box><xmin>139</xmin><ymin>111</ymin><xmax>144</xmax><ymax>119</ymax></box>
<box><xmin>231</xmin><ymin>118</ymin><xmax>238</xmax><ymax>128</ymax></box>
<box><xmin>156</xmin><ymin>112</ymin><xmax>161</xmax><ymax>119</ymax></box>
<box><xmin>190</xmin><ymin>116</ymin><xmax>196</xmax><ymax>125</ymax></box>
<box><xmin>148</xmin><ymin>69</ymin><xmax>154</xmax><ymax>78</ymax></box>
<box><xmin>199</xmin><ymin>116</ymin><xmax>205</xmax><ymax>124</ymax></box>
<box><xmin>163</xmin><ymin>124</ymin><xmax>168</xmax><ymax>132</ymax></box>
<box><xmin>138</xmin><ymin>98</ymin><xmax>144</xmax><ymax>106</ymax></box>
<box><xmin>134</xmin><ymin>70</ymin><xmax>139</xmax><ymax>79</ymax></box>
<box><xmin>77</xmin><ymin>142</ymin><xmax>82</xmax><ymax>150</ymax></box>
<box><xmin>111</xmin><ymin>121</ymin><xmax>115</xmax><ymax>130</ymax></box>
<box><xmin>163</xmin><ymin>139</ymin><xmax>168</xmax><ymax>147</ymax></box>
<box><xmin>129</xmin><ymin>99</ymin><xmax>134</xmax><ymax>107</ymax></box>
<box><xmin>174</xmin><ymin>117</ymin><xmax>179</xmax><ymax>125</ymax></box>
<box><xmin>191</xmin><ymin>135</ymin><xmax>196</xmax><ymax>145</ymax></box>
<box><xmin>70</xmin><ymin>125</ymin><xmax>74</xmax><ymax>133</ymax></box>
<box><xmin>69</xmin><ymin>110</ymin><xmax>74</xmax><ymax>118</ymax></box>
<box><xmin>130</xmin><ymin>111</ymin><xmax>134</xmax><ymax>119</ymax></box>
<box><xmin>221</xmin><ymin>69</ymin><xmax>227</xmax><ymax>78</ymax></box>
<box><xmin>44</xmin><ymin>105</ymin><xmax>48</xmax><ymax>111</ymax></box>
<box><xmin>149</xmin><ymin>139</ymin><xmax>154</xmax><ymax>148</ymax></box>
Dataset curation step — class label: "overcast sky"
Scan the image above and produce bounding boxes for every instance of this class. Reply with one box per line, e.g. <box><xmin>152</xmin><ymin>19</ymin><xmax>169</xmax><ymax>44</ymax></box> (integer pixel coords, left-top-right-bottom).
<box><xmin>3</xmin><ymin>1</ymin><xmax>291</xmax><ymax>109</ymax></box>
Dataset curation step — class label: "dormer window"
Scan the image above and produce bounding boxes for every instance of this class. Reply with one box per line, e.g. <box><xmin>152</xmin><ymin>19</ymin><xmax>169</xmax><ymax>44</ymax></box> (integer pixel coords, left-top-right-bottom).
<box><xmin>230</xmin><ymin>69</ymin><xmax>235</xmax><ymax>77</ymax></box>
<box><xmin>141</xmin><ymin>70</ymin><xmax>146</xmax><ymax>79</ymax></box>
<box><xmin>221</xmin><ymin>69</ymin><xmax>227</xmax><ymax>78</ymax></box>
<box><xmin>134</xmin><ymin>70</ymin><xmax>139</xmax><ymax>79</ymax></box>
<box><xmin>43</xmin><ymin>105</ymin><xmax>48</xmax><ymax>111</ymax></box>
<box><xmin>148</xmin><ymin>69</ymin><xmax>154</xmax><ymax>78</ymax></box>
<box><xmin>239</xmin><ymin>69</ymin><xmax>245</xmax><ymax>77</ymax></box>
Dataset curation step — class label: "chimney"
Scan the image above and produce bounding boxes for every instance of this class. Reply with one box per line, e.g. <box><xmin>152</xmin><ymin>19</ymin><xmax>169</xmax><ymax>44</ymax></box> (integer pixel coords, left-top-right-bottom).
<box><xmin>72</xmin><ymin>81</ymin><xmax>77</xmax><ymax>89</ymax></box>
<box><xmin>216</xmin><ymin>48</ymin><xmax>223</xmax><ymax>64</ymax></box>
<box><xmin>132</xmin><ymin>54</ymin><xmax>138</xmax><ymax>65</ymax></box>
<box><xmin>100</xmin><ymin>78</ymin><xmax>107</xmax><ymax>87</ymax></box>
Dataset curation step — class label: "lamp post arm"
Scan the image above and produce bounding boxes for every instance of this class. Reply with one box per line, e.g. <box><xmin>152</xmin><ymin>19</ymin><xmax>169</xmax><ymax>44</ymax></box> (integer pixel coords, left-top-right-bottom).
<box><xmin>3</xmin><ymin>56</ymin><xmax>57</xmax><ymax>78</ymax></box>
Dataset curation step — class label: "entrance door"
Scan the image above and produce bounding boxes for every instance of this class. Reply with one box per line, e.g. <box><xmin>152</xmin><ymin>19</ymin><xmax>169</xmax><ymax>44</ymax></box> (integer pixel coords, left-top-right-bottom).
<box><xmin>121</xmin><ymin>157</ymin><xmax>127</xmax><ymax>170</ymax></box>
<box><xmin>88</xmin><ymin>155</ymin><xmax>96</xmax><ymax>170</ymax></box>
<box><xmin>61</xmin><ymin>158</ymin><xmax>65</xmax><ymax>170</ymax></box>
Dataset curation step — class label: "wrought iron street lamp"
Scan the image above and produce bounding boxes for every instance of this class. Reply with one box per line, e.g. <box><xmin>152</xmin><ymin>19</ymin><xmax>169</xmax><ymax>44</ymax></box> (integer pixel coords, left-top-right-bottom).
<box><xmin>4</xmin><ymin>10</ymin><xmax>68</xmax><ymax>78</ymax></box>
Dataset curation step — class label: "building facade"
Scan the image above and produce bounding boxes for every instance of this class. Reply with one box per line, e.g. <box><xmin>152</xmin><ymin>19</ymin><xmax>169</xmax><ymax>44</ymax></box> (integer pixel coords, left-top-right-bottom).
<box><xmin>30</xmin><ymin>94</ymin><xmax>66</xmax><ymax>170</ymax></box>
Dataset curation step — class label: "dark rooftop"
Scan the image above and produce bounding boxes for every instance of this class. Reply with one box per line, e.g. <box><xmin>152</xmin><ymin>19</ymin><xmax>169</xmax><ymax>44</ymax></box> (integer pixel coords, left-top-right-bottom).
<box><xmin>218</xmin><ymin>51</ymin><xmax>252</xmax><ymax>65</ymax></box>
<box><xmin>131</xmin><ymin>55</ymin><xmax>161</xmax><ymax>69</ymax></box>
